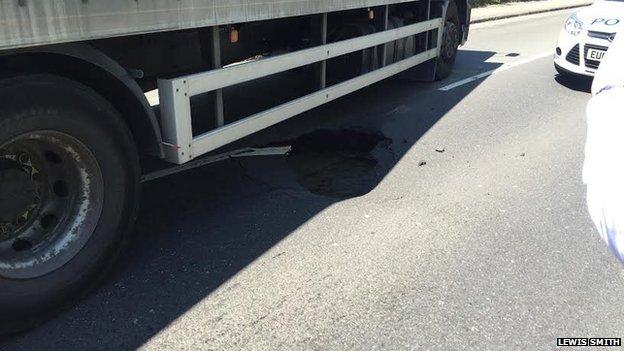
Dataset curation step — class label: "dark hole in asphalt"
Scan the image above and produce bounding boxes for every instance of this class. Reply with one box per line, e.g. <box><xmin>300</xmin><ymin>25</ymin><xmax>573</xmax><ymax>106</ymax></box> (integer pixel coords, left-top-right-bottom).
<box><xmin>282</xmin><ymin>129</ymin><xmax>393</xmax><ymax>199</ymax></box>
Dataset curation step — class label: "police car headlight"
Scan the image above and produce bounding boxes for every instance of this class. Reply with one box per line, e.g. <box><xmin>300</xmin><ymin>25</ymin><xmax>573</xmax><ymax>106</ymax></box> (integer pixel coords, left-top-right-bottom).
<box><xmin>565</xmin><ymin>14</ymin><xmax>583</xmax><ymax>36</ymax></box>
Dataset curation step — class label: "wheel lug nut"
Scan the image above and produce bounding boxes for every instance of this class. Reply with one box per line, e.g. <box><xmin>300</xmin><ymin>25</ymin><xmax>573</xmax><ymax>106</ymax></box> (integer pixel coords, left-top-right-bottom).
<box><xmin>17</xmin><ymin>153</ymin><xmax>29</xmax><ymax>164</ymax></box>
<box><xmin>12</xmin><ymin>239</ymin><xmax>32</xmax><ymax>252</ymax></box>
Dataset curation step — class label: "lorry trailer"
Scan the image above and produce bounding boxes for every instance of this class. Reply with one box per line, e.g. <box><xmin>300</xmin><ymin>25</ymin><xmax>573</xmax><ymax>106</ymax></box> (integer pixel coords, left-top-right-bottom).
<box><xmin>0</xmin><ymin>0</ymin><xmax>471</xmax><ymax>332</ymax></box>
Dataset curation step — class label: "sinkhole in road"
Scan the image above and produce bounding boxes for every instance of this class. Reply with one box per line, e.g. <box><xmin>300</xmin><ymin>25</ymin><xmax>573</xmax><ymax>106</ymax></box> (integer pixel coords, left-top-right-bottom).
<box><xmin>284</xmin><ymin>129</ymin><xmax>393</xmax><ymax>199</ymax></box>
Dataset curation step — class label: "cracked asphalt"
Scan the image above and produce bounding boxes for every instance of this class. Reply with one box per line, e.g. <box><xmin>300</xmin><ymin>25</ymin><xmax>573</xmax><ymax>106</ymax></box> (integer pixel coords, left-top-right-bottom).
<box><xmin>4</xmin><ymin>9</ymin><xmax>623</xmax><ymax>351</ymax></box>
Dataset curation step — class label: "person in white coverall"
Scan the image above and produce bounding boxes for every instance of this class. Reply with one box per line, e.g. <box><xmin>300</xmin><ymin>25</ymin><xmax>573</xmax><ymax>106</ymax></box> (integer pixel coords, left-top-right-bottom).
<box><xmin>584</xmin><ymin>32</ymin><xmax>624</xmax><ymax>263</ymax></box>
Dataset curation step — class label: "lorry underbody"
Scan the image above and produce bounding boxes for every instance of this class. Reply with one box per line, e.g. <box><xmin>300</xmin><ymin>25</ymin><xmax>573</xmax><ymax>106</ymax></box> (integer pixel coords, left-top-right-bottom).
<box><xmin>0</xmin><ymin>0</ymin><xmax>470</xmax><ymax>333</ymax></box>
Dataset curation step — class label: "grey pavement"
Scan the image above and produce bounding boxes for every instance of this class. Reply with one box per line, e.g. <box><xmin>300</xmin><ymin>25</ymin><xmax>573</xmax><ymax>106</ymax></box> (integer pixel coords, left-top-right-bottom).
<box><xmin>3</xmin><ymin>9</ymin><xmax>621</xmax><ymax>351</ymax></box>
<box><xmin>472</xmin><ymin>0</ymin><xmax>593</xmax><ymax>23</ymax></box>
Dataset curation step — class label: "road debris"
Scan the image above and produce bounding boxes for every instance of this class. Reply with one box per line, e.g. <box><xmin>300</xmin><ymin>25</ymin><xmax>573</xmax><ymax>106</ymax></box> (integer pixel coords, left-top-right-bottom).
<box><xmin>141</xmin><ymin>146</ymin><xmax>292</xmax><ymax>183</ymax></box>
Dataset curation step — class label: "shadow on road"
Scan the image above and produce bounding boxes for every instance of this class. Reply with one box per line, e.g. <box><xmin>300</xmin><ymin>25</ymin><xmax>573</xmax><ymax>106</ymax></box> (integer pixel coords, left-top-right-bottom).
<box><xmin>555</xmin><ymin>74</ymin><xmax>592</xmax><ymax>93</ymax></box>
<box><xmin>2</xmin><ymin>50</ymin><xmax>503</xmax><ymax>350</ymax></box>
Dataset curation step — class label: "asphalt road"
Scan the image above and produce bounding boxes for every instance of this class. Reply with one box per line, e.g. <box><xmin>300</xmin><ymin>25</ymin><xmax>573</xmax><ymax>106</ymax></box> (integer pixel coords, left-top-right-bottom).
<box><xmin>4</xmin><ymin>9</ymin><xmax>622</xmax><ymax>351</ymax></box>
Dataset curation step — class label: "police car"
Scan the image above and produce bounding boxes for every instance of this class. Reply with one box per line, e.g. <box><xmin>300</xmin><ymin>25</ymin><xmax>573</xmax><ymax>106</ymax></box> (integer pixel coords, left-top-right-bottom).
<box><xmin>555</xmin><ymin>0</ymin><xmax>624</xmax><ymax>78</ymax></box>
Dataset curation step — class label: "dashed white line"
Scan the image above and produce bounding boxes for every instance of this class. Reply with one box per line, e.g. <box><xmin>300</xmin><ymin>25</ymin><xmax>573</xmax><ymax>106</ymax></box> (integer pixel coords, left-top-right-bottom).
<box><xmin>439</xmin><ymin>51</ymin><xmax>554</xmax><ymax>92</ymax></box>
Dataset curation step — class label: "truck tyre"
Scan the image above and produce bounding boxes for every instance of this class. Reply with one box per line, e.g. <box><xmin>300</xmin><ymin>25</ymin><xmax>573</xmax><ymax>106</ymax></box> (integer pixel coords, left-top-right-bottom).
<box><xmin>435</xmin><ymin>0</ymin><xmax>461</xmax><ymax>81</ymax></box>
<box><xmin>0</xmin><ymin>74</ymin><xmax>140</xmax><ymax>333</ymax></box>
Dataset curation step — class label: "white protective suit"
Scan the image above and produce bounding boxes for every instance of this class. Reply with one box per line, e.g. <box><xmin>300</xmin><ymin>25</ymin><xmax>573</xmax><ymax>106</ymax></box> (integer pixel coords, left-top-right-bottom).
<box><xmin>584</xmin><ymin>32</ymin><xmax>624</xmax><ymax>263</ymax></box>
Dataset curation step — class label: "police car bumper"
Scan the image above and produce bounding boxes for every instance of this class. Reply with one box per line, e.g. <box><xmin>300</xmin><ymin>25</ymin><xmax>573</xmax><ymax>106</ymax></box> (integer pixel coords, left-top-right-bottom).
<box><xmin>555</xmin><ymin>28</ymin><xmax>613</xmax><ymax>78</ymax></box>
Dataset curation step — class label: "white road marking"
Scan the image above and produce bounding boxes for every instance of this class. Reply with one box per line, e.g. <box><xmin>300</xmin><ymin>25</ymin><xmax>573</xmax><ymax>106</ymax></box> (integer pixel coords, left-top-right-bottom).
<box><xmin>439</xmin><ymin>51</ymin><xmax>553</xmax><ymax>92</ymax></box>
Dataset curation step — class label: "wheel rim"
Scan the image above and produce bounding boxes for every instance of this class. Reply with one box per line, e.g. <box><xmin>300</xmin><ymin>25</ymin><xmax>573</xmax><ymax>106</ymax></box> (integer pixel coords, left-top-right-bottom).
<box><xmin>441</xmin><ymin>20</ymin><xmax>460</xmax><ymax>62</ymax></box>
<box><xmin>0</xmin><ymin>131</ymin><xmax>103</xmax><ymax>279</ymax></box>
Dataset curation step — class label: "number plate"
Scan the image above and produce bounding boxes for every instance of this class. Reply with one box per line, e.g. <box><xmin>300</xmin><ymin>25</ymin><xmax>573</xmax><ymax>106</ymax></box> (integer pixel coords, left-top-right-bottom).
<box><xmin>586</xmin><ymin>48</ymin><xmax>606</xmax><ymax>61</ymax></box>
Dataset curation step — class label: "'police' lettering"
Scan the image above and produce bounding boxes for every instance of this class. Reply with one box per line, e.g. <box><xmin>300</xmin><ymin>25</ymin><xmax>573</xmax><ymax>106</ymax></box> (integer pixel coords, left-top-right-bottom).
<box><xmin>592</xmin><ymin>18</ymin><xmax>620</xmax><ymax>26</ymax></box>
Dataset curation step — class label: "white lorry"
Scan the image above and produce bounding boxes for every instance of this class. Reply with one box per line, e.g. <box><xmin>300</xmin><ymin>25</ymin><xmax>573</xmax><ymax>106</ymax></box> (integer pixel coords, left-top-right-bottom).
<box><xmin>0</xmin><ymin>0</ymin><xmax>471</xmax><ymax>332</ymax></box>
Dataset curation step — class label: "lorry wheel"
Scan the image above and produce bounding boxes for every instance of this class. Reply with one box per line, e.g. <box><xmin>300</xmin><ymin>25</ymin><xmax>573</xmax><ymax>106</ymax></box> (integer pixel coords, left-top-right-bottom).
<box><xmin>435</xmin><ymin>0</ymin><xmax>461</xmax><ymax>81</ymax></box>
<box><xmin>0</xmin><ymin>74</ymin><xmax>140</xmax><ymax>333</ymax></box>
